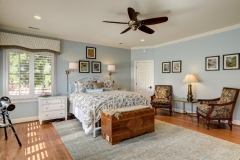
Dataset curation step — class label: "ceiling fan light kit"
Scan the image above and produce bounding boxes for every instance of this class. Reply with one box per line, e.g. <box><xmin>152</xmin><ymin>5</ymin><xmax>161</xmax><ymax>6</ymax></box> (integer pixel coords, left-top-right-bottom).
<box><xmin>103</xmin><ymin>7</ymin><xmax>168</xmax><ymax>34</ymax></box>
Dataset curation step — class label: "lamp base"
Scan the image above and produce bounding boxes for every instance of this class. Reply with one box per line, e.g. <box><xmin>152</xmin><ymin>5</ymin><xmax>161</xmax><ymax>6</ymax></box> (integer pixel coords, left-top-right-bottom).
<box><xmin>187</xmin><ymin>95</ymin><xmax>193</xmax><ymax>102</ymax></box>
<box><xmin>187</xmin><ymin>83</ymin><xmax>193</xmax><ymax>102</ymax></box>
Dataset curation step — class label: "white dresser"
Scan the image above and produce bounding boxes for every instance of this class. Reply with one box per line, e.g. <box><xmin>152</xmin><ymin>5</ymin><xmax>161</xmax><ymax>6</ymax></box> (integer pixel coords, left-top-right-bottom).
<box><xmin>38</xmin><ymin>96</ymin><xmax>67</xmax><ymax>125</ymax></box>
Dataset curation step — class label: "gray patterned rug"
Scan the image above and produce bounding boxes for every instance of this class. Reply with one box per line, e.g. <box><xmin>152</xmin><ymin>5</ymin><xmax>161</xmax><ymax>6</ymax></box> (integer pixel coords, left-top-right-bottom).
<box><xmin>52</xmin><ymin>119</ymin><xmax>240</xmax><ymax>160</ymax></box>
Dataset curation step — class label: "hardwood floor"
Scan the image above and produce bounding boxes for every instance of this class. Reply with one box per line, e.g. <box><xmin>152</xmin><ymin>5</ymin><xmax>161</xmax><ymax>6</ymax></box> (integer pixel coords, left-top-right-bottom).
<box><xmin>1</xmin><ymin>111</ymin><xmax>240</xmax><ymax>160</ymax></box>
<box><xmin>0</xmin><ymin>118</ymin><xmax>73</xmax><ymax>160</ymax></box>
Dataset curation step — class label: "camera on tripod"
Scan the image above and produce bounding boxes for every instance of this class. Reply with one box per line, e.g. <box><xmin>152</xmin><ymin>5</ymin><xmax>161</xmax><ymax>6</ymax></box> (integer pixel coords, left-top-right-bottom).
<box><xmin>0</xmin><ymin>96</ymin><xmax>22</xmax><ymax>146</ymax></box>
<box><xmin>0</xmin><ymin>96</ymin><xmax>15</xmax><ymax>112</ymax></box>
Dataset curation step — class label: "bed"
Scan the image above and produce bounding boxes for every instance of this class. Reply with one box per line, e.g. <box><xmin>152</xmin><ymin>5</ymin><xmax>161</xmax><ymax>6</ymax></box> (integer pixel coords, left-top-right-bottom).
<box><xmin>68</xmin><ymin>77</ymin><xmax>151</xmax><ymax>137</ymax></box>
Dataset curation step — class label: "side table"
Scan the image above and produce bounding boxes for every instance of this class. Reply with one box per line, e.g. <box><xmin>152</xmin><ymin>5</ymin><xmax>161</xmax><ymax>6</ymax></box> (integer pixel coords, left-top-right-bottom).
<box><xmin>172</xmin><ymin>98</ymin><xmax>198</xmax><ymax>118</ymax></box>
<box><xmin>38</xmin><ymin>96</ymin><xmax>67</xmax><ymax>125</ymax></box>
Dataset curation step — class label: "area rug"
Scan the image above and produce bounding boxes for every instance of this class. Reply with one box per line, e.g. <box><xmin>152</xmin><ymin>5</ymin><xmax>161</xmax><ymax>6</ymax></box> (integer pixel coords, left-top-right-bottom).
<box><xmin>52</xmin><ymin>119</ymin><xmax>240</xmax><ymax>160</ymax></box>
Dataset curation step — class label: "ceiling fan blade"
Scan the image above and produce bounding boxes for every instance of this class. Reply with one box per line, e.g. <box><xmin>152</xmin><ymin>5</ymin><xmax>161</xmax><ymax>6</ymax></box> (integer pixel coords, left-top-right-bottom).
<box><xmin>128</xmin><ymin>7</ymin><xmax>137</xmax><ymax>21</ymax></box>
<box><xmin>138</xmin><ymin>25</ymin><xmax>154</xmax><ymax>34</ymax></box>
<box><xmin>103</xmin><ymin>21</ymin><xmax>128</xmax><ymax>24</ymax></box>
<box><xmin>120</xmin><ymin>27</ymin><xmax>131</xmax><ymax>34</ymax></box>
<box><xmin>141</xmin><ymin>17</ymin><xmax>168</xmax><ymax>25</ymax></box>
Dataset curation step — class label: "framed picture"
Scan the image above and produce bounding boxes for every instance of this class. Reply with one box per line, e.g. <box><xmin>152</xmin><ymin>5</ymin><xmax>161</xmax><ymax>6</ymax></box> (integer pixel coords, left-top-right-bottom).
<box><xmin>205</xmin><ymin>56</ymin><xmax>219</xmax><ymax>71</ymax></box>
<box><xmin>162</xmin><ymin>62</ymin><xmax>171</xmax><ymax>73</ymax></box>
<box><xmin>79</xmin><ymin>60</ymin><xmax>90</xmax><ymax>73</ymax></box>
<box><xmin>172</xmin><ymin>60</ymin><xmax>181</xmax><ymax>73</ymax></box>
<box><xmin>91</xmin><ymin>61</ymin><xmax>101</xmax><ymax>73</ymax></box>
<box><xmin>86</xmin><ymin>47</ymin><xmax>96</xmax><ymax>59</ymax></box>
<box><xmin>223</xmin><ymin>53</ymin><xmax>240</xmax><ymax>70</ymax></box>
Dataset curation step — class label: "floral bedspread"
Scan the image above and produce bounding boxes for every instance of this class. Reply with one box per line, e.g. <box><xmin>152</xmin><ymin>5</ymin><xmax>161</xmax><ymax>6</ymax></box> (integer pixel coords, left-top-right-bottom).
<box><xmin>69</xmin><ymin>90</ymin><xmax>151</xmax><ymax>128</ymax></box>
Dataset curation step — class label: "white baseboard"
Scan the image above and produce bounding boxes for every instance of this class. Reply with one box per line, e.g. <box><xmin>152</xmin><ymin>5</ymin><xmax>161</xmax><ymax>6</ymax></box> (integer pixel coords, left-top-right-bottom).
<box><xmin>173</xmin><ymin>108</ymin><xmax>240</xmax><ymax>126</ymax></box>
<box><xmin>11</xmin><ymin>116</ymin><xmax>39</xmax><ymax>124</ymax></box>
<box><xmin>232</xmin><ymin>120</ymin><xmax>240</xmax><ymax>126</ymax></box>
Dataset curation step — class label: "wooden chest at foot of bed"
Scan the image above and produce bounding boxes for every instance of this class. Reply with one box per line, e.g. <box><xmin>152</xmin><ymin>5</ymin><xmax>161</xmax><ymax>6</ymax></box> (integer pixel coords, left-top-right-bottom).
<box><xmin>101</xmin><ymin>107</ymin><xmax>155</xmax><ymax>145</ymax></box>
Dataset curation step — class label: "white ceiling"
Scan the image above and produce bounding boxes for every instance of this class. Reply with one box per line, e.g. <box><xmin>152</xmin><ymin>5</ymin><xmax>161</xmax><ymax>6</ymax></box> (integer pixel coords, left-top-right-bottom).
<box><xmin>0</xmin><ymin>0</ymin><xmax>240</xmax><ymax>49</ymax></box>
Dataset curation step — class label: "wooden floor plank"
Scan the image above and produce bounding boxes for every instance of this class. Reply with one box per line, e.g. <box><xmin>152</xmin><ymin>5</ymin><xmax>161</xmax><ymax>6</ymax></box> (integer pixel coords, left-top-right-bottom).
<box><xmin>1</xmin><ymin>112</ymin><xmax>240</xmax><ymax>160</ymax></box>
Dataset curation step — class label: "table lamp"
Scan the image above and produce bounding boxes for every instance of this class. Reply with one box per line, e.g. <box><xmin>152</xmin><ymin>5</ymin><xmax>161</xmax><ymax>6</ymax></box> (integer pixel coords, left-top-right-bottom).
<box><xmin>182</xmin><ymin>74</ymin><xmax>198</xmax><ymax>102</ymax></box>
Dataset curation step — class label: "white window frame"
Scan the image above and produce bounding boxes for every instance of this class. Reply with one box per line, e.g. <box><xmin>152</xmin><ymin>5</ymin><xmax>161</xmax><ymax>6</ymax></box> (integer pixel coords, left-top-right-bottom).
<box><xmin>3</xmin><ymin>49</ymin><xmax>56</xmax><ymax>102</ymax></box>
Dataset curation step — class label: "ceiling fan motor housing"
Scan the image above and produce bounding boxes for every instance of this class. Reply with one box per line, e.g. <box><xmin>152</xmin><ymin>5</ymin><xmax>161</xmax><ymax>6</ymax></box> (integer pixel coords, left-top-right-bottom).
<box><xmin>128</xmin><ymin>20</ymin><xmax>141</xmax><ymax>31</ymax></box>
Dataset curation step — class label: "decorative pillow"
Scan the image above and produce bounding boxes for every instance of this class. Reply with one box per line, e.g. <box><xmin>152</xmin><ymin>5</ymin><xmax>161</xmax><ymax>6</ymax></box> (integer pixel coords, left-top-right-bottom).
<box><xmin>103</xmin><ymin>88</ymin><xmax>113</xmax><ymax>91</ymax></box>
<box><xmin>92</xmin><ymin>81</ymin><xmax>104</xmax><ymax>89</ymax></box>
<box><xmin>86</xmin><ymin>88</ymin><xmax>104</xmax><ymax>93</ymax></box>
<box><xmin>77</xmin><ymin>81</ymin><xmax>94</xmax><ymax>92</ymax></box>
<box><xmin>103</xmin><ymin>80</ymin><xmax>113</xmax><ymax>88</ymax></box>
<box><xmin>74</xmin><ymin>82</ymin><xmax>79</xmax><ymax>92</ymax></box>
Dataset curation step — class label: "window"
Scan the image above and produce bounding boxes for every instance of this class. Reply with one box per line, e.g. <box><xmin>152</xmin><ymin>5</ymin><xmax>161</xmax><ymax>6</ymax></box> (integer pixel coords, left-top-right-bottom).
<box><xmin>4</xmin><ymin>49</ymin><xmax>55</xmax><ymax>99</ymax></box>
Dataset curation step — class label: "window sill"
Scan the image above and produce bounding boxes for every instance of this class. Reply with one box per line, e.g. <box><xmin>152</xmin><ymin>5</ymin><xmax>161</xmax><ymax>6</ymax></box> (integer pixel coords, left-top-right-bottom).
<box><xmin>11</xmin><ymin>98</ymin><xmax>38</xmax><ymax>104</ymax></box>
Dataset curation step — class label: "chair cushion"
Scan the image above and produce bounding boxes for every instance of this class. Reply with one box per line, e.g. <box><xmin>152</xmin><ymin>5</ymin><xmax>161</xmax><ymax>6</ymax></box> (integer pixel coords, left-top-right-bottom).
<box><xmin>198</xmin><ymin>104</ymin><xmax>232</xmax><ymax>118</ymax></box>
<box><xmin>155</xmin><ymin>86</ymin><xmax>170</xmax><ymax>99</ymax></box>
<box><xmin>152</xmin><ymin>98</ymin><xmax>170</xmax><ymax>105</ymax></box>
<box><xmin>218</xmin><ymin>88</ymin><xmax>237</xmax><ymax>104</ymax></box>
<box><xmin>197</xmin><ymin>104</ymin><xmax>211</xmax><ymax>116</ymax></box>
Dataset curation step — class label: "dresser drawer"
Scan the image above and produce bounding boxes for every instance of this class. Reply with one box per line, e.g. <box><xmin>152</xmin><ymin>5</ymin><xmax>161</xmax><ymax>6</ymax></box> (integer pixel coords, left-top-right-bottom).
<box><xmin>42</xmin><ymin>104</ymin><xmax>65</xmax><ymax>111</ymax></box>
<box><xmin>42</xmin><ymin>110</ymin><xmax>65</xmax><ymax>120</ymax></box>
<box><xmin>42</xmin><ymin>98</ymin><xmax>65</xmax><ymax>105</ymax></box>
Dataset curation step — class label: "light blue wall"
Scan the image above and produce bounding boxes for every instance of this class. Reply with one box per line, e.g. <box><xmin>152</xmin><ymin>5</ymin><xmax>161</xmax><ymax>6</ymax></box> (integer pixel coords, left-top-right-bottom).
<box><xmin>0</xmin><ymin>31</ymin><xmax>131</xmax><ymax>120</ymax></box>
<box><xmin>57</xmin><ymin>40</ymin><xmax>131</xmax><ymax>96</ymax></box>
<box><xmin>0</xmin><ymin>49</ymin><xmax>3</xmax><ymax>98</ymax></box>
<box><xmin>131</xmin><ymin>28</ymin><xmax>240</xmax><ymax>121</ymax></box>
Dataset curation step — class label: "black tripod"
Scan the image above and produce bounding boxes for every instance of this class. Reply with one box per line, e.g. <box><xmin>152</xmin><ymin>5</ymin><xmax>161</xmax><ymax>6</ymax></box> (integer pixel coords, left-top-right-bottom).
<box><xmin>1</xmin><ymin>109</ymin><xmax>22</xmax><ymax>146</ymax></box>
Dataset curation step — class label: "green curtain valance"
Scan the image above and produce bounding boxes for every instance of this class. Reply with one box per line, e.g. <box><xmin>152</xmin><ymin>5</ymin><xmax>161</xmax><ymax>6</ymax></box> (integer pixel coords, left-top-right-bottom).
<box><xmin>0</xmin><ymin>32</ymin><xmax>60</xmax><ymax>54</ymax></box>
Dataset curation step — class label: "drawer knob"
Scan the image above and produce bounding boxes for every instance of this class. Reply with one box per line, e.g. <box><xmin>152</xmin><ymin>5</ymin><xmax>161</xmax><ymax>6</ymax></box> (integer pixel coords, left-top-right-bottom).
<box><xmin>61</xmin><ymin>113</ymin><xmax>62</xmax><ymax>114</ymax></box>
<box><xmin>61</xmin><ymin>106</ymin><xmax>62</xmax><ymax>107</ymax></box>
<box><xmin>46</xmin><ymin>115</ymin><xmax>48</xmax><ymax>116</ymax></box>
<box><xmin>46</xmin><ymin>108</ymin><xmax>48</xmax><ymax>109</ymax></box>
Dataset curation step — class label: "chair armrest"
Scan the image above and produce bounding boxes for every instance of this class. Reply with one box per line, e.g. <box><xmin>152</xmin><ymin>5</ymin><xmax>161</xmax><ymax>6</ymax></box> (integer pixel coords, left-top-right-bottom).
<box><xmin>150</xmin><ymin>94</ymin><xmax>156</xmax><ymax>101</ymax></box>
<box><xmin>206</xmin><ymin>101</ymin><xmax>235</xmax><ymax>117</ymax></box>
<box><xmin>198</xmin><ymin>98</ymin><xmax>220</xmax><ymax>104</ymax></box>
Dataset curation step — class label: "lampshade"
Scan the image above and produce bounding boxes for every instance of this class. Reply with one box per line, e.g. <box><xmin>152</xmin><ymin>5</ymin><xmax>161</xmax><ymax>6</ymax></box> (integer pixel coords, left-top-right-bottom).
<box><xmin>182</xmin><ymin>74</ymin><xmax>198</xmax><ymax>83</ymax></box>
<box><xmin>108</xmin><ymin>65</ymin><xmax>115</xmax><ymax>71</ymax></box>
<box><xmin>69</xmin><ymin>62</ymin><xmax>78</xmax><ymax>69</ymax></box>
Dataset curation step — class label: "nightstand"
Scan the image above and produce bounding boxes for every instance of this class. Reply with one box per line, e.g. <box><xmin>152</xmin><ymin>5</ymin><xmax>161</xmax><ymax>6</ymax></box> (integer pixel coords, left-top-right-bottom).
<box><xmin>38</xmin><ymin>96</ymin><xmax>67</xmax><ymax>125</ymax></box>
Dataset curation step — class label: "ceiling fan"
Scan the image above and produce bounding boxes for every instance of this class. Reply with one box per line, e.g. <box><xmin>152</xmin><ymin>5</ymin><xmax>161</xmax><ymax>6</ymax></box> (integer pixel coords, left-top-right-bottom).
<box><xmin>103</xmin><ymin>7</ymin><xmax>168</xmax><ymax>34</ymax></box>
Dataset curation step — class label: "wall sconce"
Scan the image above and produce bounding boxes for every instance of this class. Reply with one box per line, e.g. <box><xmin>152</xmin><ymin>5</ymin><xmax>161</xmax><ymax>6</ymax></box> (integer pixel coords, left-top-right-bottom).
<box><xmin>182</xmin><ymin>74</ymin><xmax>198</xmax><ymax>102</ymax></box>
<box><xmin>108</xmin><ymin>65</ymin><xmax>116</xmax><ymax>80</ymax></box>
<box><xmin>66</xmin><ymin>62</ymin><xmax>78</xmax><ymax>93</ymax></box>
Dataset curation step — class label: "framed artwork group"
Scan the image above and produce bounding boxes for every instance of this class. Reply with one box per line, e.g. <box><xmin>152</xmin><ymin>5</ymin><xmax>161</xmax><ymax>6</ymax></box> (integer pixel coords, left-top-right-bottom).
<box><xmin>162</xmin><ymin>60</ymin><xmax>181</xmax><ymax>73</ymax></box>
<box><xmin>79</xmin><ymin>61</ymin><xmax>101</xmax><ymax>73</ymax></box>
<box><xmin>205</xmin><ymin>53</ymin><xmax>239</xmax><ymax>71</ymax></box>
<box><xmin>79</xmin><ymin>47</ymin><xmax>101</xmax><ymax>73</ymax></box>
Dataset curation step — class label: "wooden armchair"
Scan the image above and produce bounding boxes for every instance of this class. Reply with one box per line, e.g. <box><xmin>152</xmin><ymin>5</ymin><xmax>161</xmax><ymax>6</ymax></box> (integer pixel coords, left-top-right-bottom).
<box><xmin>197</xmin><ymin>87</ymin><xmax>239</xmax><ymax>130</ymax></box>
<box><xmin>151</xmin><ymin>85</ymin><xmax>172</xmax><ymax>115</ymax></box>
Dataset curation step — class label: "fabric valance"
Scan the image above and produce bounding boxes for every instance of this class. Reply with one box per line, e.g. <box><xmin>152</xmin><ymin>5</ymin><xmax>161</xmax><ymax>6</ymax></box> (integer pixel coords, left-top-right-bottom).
<box><xmin>0</xmin><ymin>32</ymin><xmax>60</xmax><ymax>54</ymax></box>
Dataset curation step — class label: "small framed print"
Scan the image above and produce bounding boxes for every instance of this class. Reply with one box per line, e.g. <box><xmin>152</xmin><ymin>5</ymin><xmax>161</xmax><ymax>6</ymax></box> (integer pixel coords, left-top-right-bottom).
<box><xmin>172</xmin><ymin>60</ymin><xmax>181</xmax><ymax>73</ymax></box>
<box><xmin>205</xmin><ymin>56</ymin><xmax>219</xmax><ymax>71</ymax></box>
<box><xmin>223</xmin><ymin>53</ymin><xmax>240</xmax><ymax>70</ymax></box>
<box><xmin>86</xmin><ymin>47</ymin><xmax>96</xmax><ymax>59</ymax></box>
<box><xmin>92</xmin><ymin>61</ymin><xmax>101</xmax><ymax>73</ymax></box>
<box><xmin>162</xmin><ymin>62</ymin><xmax>171</xmax><ymax>73</ymax></box>
<box><xmin>79</xmin><ymin>60</ymin><xmax>90</xmax><ymax>73</ymax></box>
